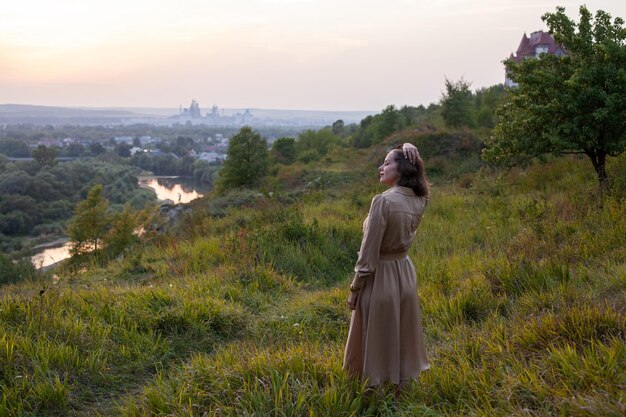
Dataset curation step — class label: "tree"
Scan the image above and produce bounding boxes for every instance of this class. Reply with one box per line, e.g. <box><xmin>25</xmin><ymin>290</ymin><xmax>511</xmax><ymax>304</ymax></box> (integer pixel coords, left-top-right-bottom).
<box><xmin>271</xmin><ymin>137</ymin><xmax>297</xmax><ymax>164</ymax></box>
<box><xmin>331</xmin><ymin>120</ymin><xmax>345</xmax><ymax>136</ymax></box>
<box><xmin>89</xmin><ymin>142</ymin><xmax>106</xmax><ymax>156</ymax></box>
<box><xmin>217</xmin><ymin>127</ymin><xmax>269</xmax><ymax>190</ymax></box>
<box><xmin>474</xmin><ymin>84</ymin><xmax>507</xmax><ymax>128</ymax></box>
<box><xmin>0</xmin><ymin>252</ymin><xmax>35</xmax><ymax>285</ymax></box>
<box><xmin>0</xmin><ymin>138</ymin><xmax>31</xmax><ymax>157</ymax></box>
<box><xmin>67</xmin><ymin>184</ymin><xmax>110</xmax><ymax>256</ymax></box>
<box><xmin>351</xmin><ymin>115</ymin><xmax>376</xmax><ymax>148</ymax></box>
<box><xmin>66</xmin><ymin>143</ymin><xmax>85</xmax><ymax>157</ymax></box>
<box><xmin>296</xmin><ymin>128</ymin><xmax>339</xmax><ymax>162</ymax></box>
<box><xmin>115</xmin><ymin>143</ymin><xmax>132</xmax><ymax>158</ymax></box>
<box><xmin>103</xmin><ymin>204</ymin><xmax>139</xmax><ymax>258</ymax></box>
<box><xmin>441</xmin><ymin>77</ymin><xmax>475</xmax><ymax>128</ymax></box>
<box><xmin>376</xmin><ymin>105</ymin><xmax>406</xmax><ymax>139</ymax></box>
<box><xmin>32</xmin><ymin>145</ymin><xmax>57</xmax><ymax>167</ymax></box>
<box><xmin>484</xmin><ymin>6</ymin><xmax>626</xmax><ymax>196</ymax></box>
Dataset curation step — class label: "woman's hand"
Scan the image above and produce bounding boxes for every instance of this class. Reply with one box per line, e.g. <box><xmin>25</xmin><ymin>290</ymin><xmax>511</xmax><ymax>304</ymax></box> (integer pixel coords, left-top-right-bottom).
<box><xmin>347</xmin><ymin>291</ymin><xmax>358</xmax><ymax>310</ymax></box>
<box><xmin>402</xmin><ymin>143</ymin><xmax>419</xmax><ymax>165</ymax></box>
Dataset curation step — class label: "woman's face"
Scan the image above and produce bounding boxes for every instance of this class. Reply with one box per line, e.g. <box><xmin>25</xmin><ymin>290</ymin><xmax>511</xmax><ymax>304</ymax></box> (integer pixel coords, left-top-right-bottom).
<box><xmin>379</xmin><ymin>151</ymin><xmax>400</xmax><ymax>186</ymax></box>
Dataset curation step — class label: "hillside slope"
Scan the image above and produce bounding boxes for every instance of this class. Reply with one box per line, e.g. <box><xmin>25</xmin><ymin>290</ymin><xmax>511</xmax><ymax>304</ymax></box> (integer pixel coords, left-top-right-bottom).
<box><xmin>1</xmin><ymin>131</ymin><xmax>625</xmax><ymax>416</ymax></box>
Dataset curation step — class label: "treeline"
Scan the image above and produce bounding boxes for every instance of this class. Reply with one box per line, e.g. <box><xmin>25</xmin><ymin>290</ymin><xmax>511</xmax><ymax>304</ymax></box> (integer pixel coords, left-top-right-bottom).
<box><xmin>0</xmin><ymin>124</ymin><xmax>315</xmax><ymax>146</ymax></box>
<box><xmin>218</xmin><ymin>96</ymin><xmax>494</xmax><ymax>191</ymax></box>
<box><xmin>130</xmin><ymin>153</ymin><xmax>221</xmax><ymax>183</ymax></box>
<box><xmin>0</xmin><ymin>156</ymin><xmax>154</xmax><ymax>251</ymax></box>
<box><xmin>350</xmin><ymin>104</ymin><xmax>438</xmax><ymax>148</ymax></box>
<box><xmin>440</xmin><ymin>80</ymin><xmax>507</xmax><ymax>129</ymax></box>
<box><xmin>324</xmin><ymin>83</ymin><xmax>506</xmax><ymax>150</ymax></box>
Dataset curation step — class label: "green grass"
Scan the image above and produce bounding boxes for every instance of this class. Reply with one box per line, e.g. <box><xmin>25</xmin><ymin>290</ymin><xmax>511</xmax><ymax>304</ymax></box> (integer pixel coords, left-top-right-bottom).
<box><xmin>1</xmin><ymin>144</ymin><xmax>624</xmax><ymax>416</ymax></box>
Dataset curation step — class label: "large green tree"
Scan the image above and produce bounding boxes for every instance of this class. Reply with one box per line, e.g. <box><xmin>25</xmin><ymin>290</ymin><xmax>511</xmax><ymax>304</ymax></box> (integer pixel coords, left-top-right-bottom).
<box><xmin>217</xmin><ymin>127</ymin><xmax>269</xmax><ymax>190</ymax></box>
<box><xmin>67</xmin><ymin>184</ymin><xmax>110</xmax><ymax>256</ymax></box>
<box><xmin>484</xmin><ymin>6</ymin><xmax>626</xmax><ymax>195</ymax></box>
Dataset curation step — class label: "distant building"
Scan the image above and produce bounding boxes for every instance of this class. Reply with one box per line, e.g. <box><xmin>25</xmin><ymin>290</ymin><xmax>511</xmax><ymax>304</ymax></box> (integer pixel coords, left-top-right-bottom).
<box><xmin>139</xmin><ymin>136</ymin><xmax>156</xmax><ymax>146</ymax></box>
<box><xmin>114</xmin><ymin>136</ymin><xmax>134</xmax><ymax>144</ymax></box>
<box><xmin>147</xmin><ymin>149</ymin><xmax>166</xmax><ymax>157</ymax></box>
<box><xmin>505</xmin><ymin>30</ymin><xmax>567</xmax><ymax>87</ymax></box>
<box><xmin>180</xmin><ymin>99</ymin><xmax>202</xmax><ymax>119</ymax></box>
<box><xmin>198</xmin><ymin>151</ymin><xmax>223</xmax><ymax>162</ymax></box>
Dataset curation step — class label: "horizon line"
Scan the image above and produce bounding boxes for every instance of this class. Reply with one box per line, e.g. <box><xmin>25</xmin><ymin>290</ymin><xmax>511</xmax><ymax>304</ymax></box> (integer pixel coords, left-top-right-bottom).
<box><xmin>0</xmin><ymin>102</ymin><xmax>381</xmax><ymax>114</ymax></box>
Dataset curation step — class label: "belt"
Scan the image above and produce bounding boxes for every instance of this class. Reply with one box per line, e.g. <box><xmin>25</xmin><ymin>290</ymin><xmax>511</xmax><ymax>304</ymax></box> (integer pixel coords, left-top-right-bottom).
<box><xmin>379</xmin><ymin>252</ymin><xmax>409</xmax><ymax>261</ymax></box>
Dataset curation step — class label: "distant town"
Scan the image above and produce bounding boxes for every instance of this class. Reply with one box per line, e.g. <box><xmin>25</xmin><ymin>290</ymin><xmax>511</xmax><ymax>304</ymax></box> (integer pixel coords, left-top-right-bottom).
<box><xmin>0</xmin><ymin>102</ymin><xmax>375</xmax><ymax>128</ymax></box>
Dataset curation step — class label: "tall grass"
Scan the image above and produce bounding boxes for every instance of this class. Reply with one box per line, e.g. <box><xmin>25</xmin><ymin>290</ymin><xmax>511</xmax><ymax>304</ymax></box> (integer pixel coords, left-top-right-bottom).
<box><xmin>1</xmin><ymin>149</ymin><xmax>624</xmax><ymax>416</ymax></box>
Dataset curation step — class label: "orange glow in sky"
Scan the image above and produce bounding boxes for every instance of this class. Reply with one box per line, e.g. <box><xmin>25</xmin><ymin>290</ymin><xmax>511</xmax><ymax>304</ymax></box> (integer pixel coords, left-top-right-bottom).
<box><xmin>2</xmin><ymin>0</ymin><xmax>625</xmax><ymax>110</ymax></box>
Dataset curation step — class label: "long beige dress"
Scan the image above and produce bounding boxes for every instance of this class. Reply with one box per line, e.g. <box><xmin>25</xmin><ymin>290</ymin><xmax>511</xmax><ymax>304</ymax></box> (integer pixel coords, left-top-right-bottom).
<box><xmin>343</xmin><ymin>185</ymin><xmax>430</xmax><ymax>387</ymax></box>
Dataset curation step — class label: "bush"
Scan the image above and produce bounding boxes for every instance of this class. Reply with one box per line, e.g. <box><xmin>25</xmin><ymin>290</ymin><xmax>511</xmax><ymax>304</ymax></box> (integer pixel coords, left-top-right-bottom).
<box><xmin>0</xmin><ymin>252</ymin><xmax>36</xmax><ymax>285</ymax></box>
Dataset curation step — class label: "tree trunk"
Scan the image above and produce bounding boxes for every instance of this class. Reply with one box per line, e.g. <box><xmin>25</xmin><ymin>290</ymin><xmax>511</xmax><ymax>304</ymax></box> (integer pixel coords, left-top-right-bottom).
<box><xmin>587</xmin><ymin>151</ymin><xmax>609</xmax><ymax>201</ymax></box>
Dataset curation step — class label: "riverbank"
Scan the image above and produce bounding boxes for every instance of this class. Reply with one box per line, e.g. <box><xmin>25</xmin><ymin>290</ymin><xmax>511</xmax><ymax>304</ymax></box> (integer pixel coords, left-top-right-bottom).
<box><xmin>32</xmin><ymin>237</ymin><xmax>69</xmax><ymax>250</ymax></box>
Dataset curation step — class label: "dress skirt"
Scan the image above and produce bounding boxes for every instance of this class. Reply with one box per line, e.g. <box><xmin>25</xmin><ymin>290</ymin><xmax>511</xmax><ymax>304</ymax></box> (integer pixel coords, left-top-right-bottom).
<box><xmin>343</xmin><ymin>253</ymin><xmax>430</xmax><ymax>387</ymax></box>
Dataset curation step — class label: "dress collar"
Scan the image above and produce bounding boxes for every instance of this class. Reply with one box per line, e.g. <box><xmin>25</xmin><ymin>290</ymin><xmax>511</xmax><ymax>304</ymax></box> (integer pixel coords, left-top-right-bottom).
<box><xmin>385</xmin><ymin>185</ymin><xmax>416</xmax><ymax>196</ymax></box>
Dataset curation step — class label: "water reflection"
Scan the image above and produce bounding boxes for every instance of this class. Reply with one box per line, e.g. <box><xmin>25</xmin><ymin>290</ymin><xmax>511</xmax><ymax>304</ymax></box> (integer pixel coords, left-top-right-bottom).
<box><xmin>139</xmin><ymin>177</ymin><xmax>206</xmax><ymax>204</ymax></box>
<box><xmin>31</xmin><ymin>177</ymin><xmax>207</xmax><ymax>269</ymax></box>
<box><xmin>31</xmin><ymin>242</ymin><xmax>72</xmax><ymax>268</ymax></box>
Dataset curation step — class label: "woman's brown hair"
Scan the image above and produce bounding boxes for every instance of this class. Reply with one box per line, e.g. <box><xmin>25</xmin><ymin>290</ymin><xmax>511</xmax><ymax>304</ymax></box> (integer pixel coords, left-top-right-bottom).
<box><xmin>392</xmin><ymin>146</ymin><xmax>429</xmax><ymax>197</ymax></box>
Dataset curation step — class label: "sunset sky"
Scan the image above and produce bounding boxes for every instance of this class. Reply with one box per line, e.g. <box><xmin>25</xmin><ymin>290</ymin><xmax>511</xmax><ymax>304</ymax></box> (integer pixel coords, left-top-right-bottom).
<box><xmin>1</xmin><ymin>0</ymin><xmax>624</xmax><ymax>110</ymax></box>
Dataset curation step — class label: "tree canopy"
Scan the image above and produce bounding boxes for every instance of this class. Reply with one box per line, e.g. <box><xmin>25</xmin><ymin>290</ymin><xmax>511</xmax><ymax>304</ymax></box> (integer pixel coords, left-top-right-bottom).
<box><xmin>441</xmin><ymin>78</ymin><xmax>475</xmax><ymax>128</ymax></box>
<box><xmin>484</xmin><ymin>5</ymin><xmax>626</xmax><ymax>195</ymax></box>
<box><xmin>32</xmin><ymin>145</ymin><xmax>57</xmax><ymax>167</ymax></box>
<box><xmin>217</xmin><ymin>127</ymin><xmax>269</xmax><ymax>191</ymax></box>
<box><xmin>67</xmin><ymin>184</ymin><xmax>110</xmax><ymax>256</ymax></box>
<box><xmin>271</xmin><ymin>137</ymin><xmax>297</xmax><ymax>165</ymax></box>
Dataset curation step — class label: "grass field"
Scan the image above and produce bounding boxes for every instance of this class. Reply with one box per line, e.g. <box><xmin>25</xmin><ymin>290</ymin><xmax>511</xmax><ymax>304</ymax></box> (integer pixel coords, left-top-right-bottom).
<box><xmin>1</xmin><ymin>139</ymin><xmax>624</xmax><ymax>416</ymax></box>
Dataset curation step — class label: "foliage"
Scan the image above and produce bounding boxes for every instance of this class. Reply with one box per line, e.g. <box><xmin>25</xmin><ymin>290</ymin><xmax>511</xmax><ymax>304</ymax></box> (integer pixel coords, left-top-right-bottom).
<box><xmin>0</xmin><ymin>144</ymin><xmax>625</xmax><ymax>415</ymax></box>
<box><xmin>484</xmin><ymin>5</ymin><xmax>626</xmax><ymax>194</ymax></box>
<box><xmin>473</xmin><ymin>84</ymin><xmax>507</xmax><ymax>128</ymax></box>
<box><xmin>295</xmin><ymin>128</ymin><xmax>340</xmax><ymax>162</ymax></box>
<box><xmin>0</xmin><ymin>158</ymin><xmax>154</xmax><ymax>251</ymax></box>
<box><xmin>102</xmin><ymin>204</ymin><xmax>140</xmax><ymax>258</ymax></box>
<box><xmin>0</xmin><ymin>138</ymin><xmax>31</xmax><ymax>157</ymax></box>
<box><xmin>440</xmin><ymin>80</ymin><xmax>507</xmax><ymax>129</ymax></box>
<box><xmin>89</xmin><ymin>142</ymin><xmax>106</xmax><ymax>156</ymax></box>
<box><xmin>130</xmin><ymin>153</ymin><xmax>219</xmax><ymax>183</ymax></box>
<box><xmin>217</xmin><ymin>126</ymin><xmax>269</xmax><ymax>191</ymax></box>
<box><xmin>331</xmin><ymin>119</ymin><xmax>345</xmax><ymax>136</ymax></box>
<box><xmin>31</xmin><ymin>145</ymin><xmax>57</xmax><ymax>167</ymax></box>
<box><xmin>393</xmin><ymin>130</ymin><xmax>484</xmax><ymax>178</ymax></box>
<box><xmin>351</xmin><ymin>105</ymin><xmax>439</xmax><ymax>148</ymax></box>
<box><xmin>271</xmin><ymin>137</ymin><xmax>297</xmax><ymax>164</ymax></box>
<box><xmin>67</xmin><ymin>184</ymin><xmax>110</xmax><ymax>255</ymax></box>
<box><xmin>440</xmin><ymin>77</ymin><xmax>475</xmax><ymax>128</ymax></box>
<box><xmin>115</xmin><ymin>142</ymin><xmax>132</xmax><ymax>158</ymax></box>
<box><xmin>0</xmin><ymin>252</ymin><xmax>36</xmax><ymax>285</ymax></box>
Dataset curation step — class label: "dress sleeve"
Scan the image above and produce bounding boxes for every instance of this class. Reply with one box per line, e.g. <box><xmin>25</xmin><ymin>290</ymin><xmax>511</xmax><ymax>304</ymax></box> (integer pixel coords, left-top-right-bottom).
<box><xmin>350</xmin><ymin>194</ymin><xmax>388</xmax><ymax>290</ymax></box>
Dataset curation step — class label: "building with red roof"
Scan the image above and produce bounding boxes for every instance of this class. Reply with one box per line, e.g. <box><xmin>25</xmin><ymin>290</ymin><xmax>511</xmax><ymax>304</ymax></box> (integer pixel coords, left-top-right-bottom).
<box><xmin>505</xmin><ymin>30</ymin><xmax>567</xmax><ymax>87</ymax></box>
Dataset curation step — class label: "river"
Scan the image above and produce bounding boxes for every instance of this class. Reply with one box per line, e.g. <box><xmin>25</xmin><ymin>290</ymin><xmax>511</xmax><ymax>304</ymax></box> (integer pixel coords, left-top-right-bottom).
<box><xmin>137</xmin><ymin>176</ymin><xmax>209</xmax><ymax>203</ymax></box>
<box><xmin>31</xmin><ymin>176</ymin><xmax>208</xmax><ymax>268</ymax></box>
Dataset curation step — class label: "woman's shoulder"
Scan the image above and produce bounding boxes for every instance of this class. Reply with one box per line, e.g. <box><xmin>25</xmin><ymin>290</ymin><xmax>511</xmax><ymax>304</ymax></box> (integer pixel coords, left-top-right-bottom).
<box><xmin>382</xmin><ymin>187</ymin><xmax>429</xmax><ymax>211</ymax></box>
<box><xmin>367</xmin><ymin>193</ymin><xmax>390</xmax><ymax>214</ymax></box>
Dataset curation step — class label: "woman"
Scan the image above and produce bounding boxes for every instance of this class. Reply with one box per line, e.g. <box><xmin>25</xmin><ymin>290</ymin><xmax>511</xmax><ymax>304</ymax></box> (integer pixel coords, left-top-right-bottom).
<box><xmin>343</xmin><ymin>143</ymin><xmax>430</xmax><ymax>399</ymax></box>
